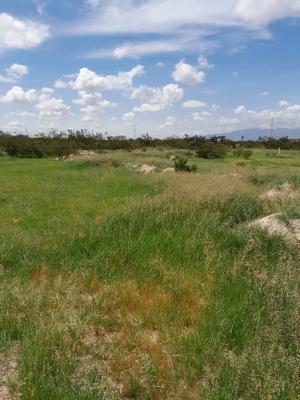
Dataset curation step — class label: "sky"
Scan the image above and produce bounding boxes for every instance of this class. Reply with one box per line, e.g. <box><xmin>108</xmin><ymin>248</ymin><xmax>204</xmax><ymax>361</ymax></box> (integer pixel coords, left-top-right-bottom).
<box><xmin>1</xmin><ymin>0</ymin><xmax>300</xmax><ymax>137</ymax></box>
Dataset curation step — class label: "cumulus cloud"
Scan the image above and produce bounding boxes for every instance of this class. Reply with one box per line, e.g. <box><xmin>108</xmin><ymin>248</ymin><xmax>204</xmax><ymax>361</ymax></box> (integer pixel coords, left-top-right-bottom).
<box><xmin>122</xmin><ymin>112</ymin><xmax>136</xmax><ymax>123</ymax></box>
<box><xmin>72</xmin><ymin>90</ymin><xmax>116</xmax><ymax>121</ymax></box>
<box><xmin>158</xmin><ymin>116</ymin><xmax>177</xmax><ymax>130</ymax></box>
<box><xmin>0</xmin><ymin>86</ymin><xmax>38</xmax><ymax>103</ymax></box>
<box><xmin>260</xmin><ymin>91</ymin><xmax>269</xmax><ymax>96</ymax></box>
<box><xmin>1</xmin><ymin>86</ymin><xmax>71</xmax><ymax>119</ymax></box>
<box><xmin>279</xmin><ymin>100</ymin><xmax>290</xmax><ymax>108</ymax></box>
<box><xmin>66</xmin><ymin>65</ymin><xmax>144</xmax><ymax>92</ymax></box>
<box><xmin>182</xmin><ymin>100</ymin><xmax>207</xmax><ymax>109</ymax></box>
<box><xmin>234</xmin><ymin>105</ymin><xmax>247</xmax><ymax>114</ymax></box>
<box><xmin>231</xmin><ymin>102</ymin><xmax>300</xmax><ymax>129</ymax></box>
<box><xmin>132</xmin><ymin>84</ymin><xmax>184</xmax><ymax>112</ymax></box>
<box><xmin>0</xmin><ymin>13</ymin><xmax>49</xmax><ymax>52</ymax></box>
<box><xmin>172</xmin><ymin>60</ymin><xmax>206</xmax><ymax>85</ymax></box>
<box><xmin>36</xmin><ymin>95</ymin><xmax>71</xmax><ymax>118</ymax></box>
<box><xmin>57</xmin><ymin>66</ymin><xmax>143</xmax><ymax>120</ymax></box>
<box><xmin>0</xmin><ymin>64</ymin><xmax>29</xmax><ymax>84</ymax></box>
<box><xmin>193</xmin><ymin>111</ymin><xmax>211</xmax><ymax>121</ymax></box>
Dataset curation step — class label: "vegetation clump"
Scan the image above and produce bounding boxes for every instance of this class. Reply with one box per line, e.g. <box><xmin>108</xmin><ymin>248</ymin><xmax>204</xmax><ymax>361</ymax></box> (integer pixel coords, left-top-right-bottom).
<box><xmin>196</xmin><ymin>142</ymin><xmax>229</xmax><ymax>159</ymax></box>
<box><xmin>174</xmin><ymin>156</ymin><xmax>197</xmax><ymax>172</ymax></box>
<box><xmin>233</xmin><ymin>146</ymin><xmax>253</xmax><ymax>159</ymax></box>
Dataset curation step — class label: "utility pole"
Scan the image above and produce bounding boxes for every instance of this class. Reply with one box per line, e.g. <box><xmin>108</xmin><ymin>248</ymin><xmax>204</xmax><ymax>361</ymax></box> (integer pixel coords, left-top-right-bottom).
<box><xmin>270</xmin><ymin>118</ymin><xmax>274</xmax><ymax>138</ymax></box>
<box><xmin>133</xmin><ymin>123</ymin><xmax>136</xmax><ymax>140</ymax></box>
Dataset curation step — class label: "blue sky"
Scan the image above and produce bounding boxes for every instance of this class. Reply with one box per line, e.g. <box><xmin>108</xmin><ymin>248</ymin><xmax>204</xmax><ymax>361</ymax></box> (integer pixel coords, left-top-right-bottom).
<box><xmin>1</xmin><ymin>0</ymin><xmax>300</xmax><ymax>137</ymax></box>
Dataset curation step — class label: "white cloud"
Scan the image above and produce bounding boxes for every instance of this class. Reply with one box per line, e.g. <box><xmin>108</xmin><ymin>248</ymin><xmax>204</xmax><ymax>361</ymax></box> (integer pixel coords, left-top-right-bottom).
<box><xmin>0</xmin><ymin>75</ymin><xmax>15</xmax><ymax>84</ymax></box>
<box><xmin>132</xmin><ymin>84</ymin><xmax>184</xmax><ymax>112</ymax></box>
<box><xmin>279</xmin><ymin>100</ymin><xmax>290</xmax><ymax>108</ymax></box>
<box><xmin>34</xmin><ymin>0</ymin><xmax>47</xmax><ymax>15</ymax></box>
<box><xmin>58</xmin><ymin>66</ymin><xmax>143</xmax><ymax>121</ymax></box>
<box><xmin>7</xmin><ymin>64</ymin><xmax>29</xmax><ymax>79</ymax></box>
<box><xmin>7</xmin><ymin>120</ymin><xmax>25</xmax><ymax>129</ymax></box>
<box><xmin>212</xmin><ymin>104</ymin><xmax>220</xmax><ymax>111</ymax></box>
<box><xmin>66</xmin><ymin>1</ymin><xmax>300</xmax><ymax>60</ymax></box>
<box><xmin>122</xmin><ymin>112</ymin><xmax>136</xmax><ymax>123</ymax></box>
<box><xmin>172</xmin><ymin>60</ymin><xmax>206</xmax><ymax>85</ymax></box>
<box><xmin>234</xmin><ymin>105</ymin><xmax>246</xmax><ymax>114</ymax></box>
<box><xmin>228</xmin><ymin>102</ymin><xmax>300</xmax><ymax>131</ymax></box>
<box><xmin>41</xmin><ymin>87</ymin><xmax>54</xmax><ymax>95</ymax></box>
<box><xmin>6</xmin><ymin>111</ymin><xmax>36</xmax><ymax>118</ymax></box>
<box><xmin>0</xmin><ymin>64</ymin><xmax>29</xmax><ymax>84</ymax></box>
<box><xmin>198</xmin><ymin>55</ymin><xmax>214</xmax><ymax>69</ymax></box>
<box><xmin>52</xmin><ymin>65</ymin><xmax>144</xmax><ymax>122</ymax></box>
<box><xmin>71</xmin><ymin>1</ymin><xmax>300</xmax><ymax>36</ymax></box>
<box><xmin>68</xmin><ymin>65</ymin><xmax>144</xmax><ymax>92</ymax></box>
<box><xmin>233</xmin><ymin>0</ymin><xmax>300</xmax><ymax>24</ymax></box>
<box><xmin>84</xmin><ymin>31</ymin><xmax>215</xmax><ymax>60</ymax></box>
<box><xmin>0</xmin><ymin>13</ymin><xmax>49</xmax><ymax>52</ymax></box>
<box><xmin>54</xmin><ymin>80</ymin><xmax>68</xmax><ymax>89</ymax></box>
<box><xmin>0</xmin><ymin>86</ymin><xmax>38</xmax><ymax>103</ymax></box>
<box><xmin>260</xmin><ymin>91</ymin><xmax>269</xmax><ymax>96</ymax></box>
<box><xmin>156</xmin><ymin>62</ymin><xmax>165</xmax><ymax>68</ymax></box>
<box><xmin>193</xmin><ymin>111</ymin><xmax>211</xmax><ymax>121</ymax></box>
<box><xmin>84</xmin><ymin>0</ymin><xmax>100</xmax><ymax>8</ymax></box>
<box><xmin>182</xmin><ymin>100</ymin><xmax>207</xmax><ymax>109</ymax></box>
<box><xmin>35</xmin><ymin>95</ymin><xmax>71</xmax><ymax>118</ymax></box>
<box><xmin>0</xmin><ymin>85</ymin><xmax>71</xmax><ymax>119</ymax></box>
<box><xmin>72</xmin><ymin>90</ymin><xmax>116</xmax><ymax>121</ymax></box>
<box><xmin>159</xmin><ymin>115</ymin><xmax>177</xmax><ymax>129</ymax></box>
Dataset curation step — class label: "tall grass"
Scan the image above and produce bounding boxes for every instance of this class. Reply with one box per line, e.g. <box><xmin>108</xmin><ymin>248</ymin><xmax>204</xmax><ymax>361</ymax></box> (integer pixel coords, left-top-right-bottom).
<box><xmin>0</xmin><ymin>154</ymin><xmax>299</xmax><ymax>399</ymax></box>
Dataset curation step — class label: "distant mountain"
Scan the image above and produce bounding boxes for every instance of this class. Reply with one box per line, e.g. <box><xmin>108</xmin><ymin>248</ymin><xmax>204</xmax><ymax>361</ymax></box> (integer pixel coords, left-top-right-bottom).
<box><xmin>222</xmin><ymin>128</ymin><xmax>300</xmax><ymax>141</ymax></box>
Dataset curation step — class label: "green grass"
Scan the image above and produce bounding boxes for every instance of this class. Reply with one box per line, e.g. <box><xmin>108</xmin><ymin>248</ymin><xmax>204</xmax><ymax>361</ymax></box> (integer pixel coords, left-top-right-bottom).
<box><xmin>0</xmin><ymin>150</ymin><xmax>299</xmax><ymax>399</ymax></box>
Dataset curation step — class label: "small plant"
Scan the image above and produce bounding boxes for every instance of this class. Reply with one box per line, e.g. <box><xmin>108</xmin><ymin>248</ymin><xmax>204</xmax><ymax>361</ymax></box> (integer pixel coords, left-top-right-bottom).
<box><xmin>196</xmin><ymin>143</ymin><xmax>229</xmax><ymax>159</ymax></box>
<box><xmin>174</xmin><ymin>157</ymin><xmax>197</xmax><ymax>172</ymax></box>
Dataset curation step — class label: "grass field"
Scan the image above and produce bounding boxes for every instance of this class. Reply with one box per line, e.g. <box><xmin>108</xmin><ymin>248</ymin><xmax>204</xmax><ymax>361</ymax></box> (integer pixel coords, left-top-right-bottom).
<box><xmin>0</xmin><ymin>148</ymin><xmax>299</xmax><ymax>399</ymax></box>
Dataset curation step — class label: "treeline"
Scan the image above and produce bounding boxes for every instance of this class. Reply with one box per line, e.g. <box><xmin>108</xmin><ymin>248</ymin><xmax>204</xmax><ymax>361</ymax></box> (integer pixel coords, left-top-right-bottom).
<box><xmin>0</xmin><ymin>130</ymin><xmax>299</xmax><ymax>158</ymax></box>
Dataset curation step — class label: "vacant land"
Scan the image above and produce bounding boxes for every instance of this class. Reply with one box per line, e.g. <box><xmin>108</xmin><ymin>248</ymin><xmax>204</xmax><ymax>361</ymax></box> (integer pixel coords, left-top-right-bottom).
<box><xmin>0</xmin><ymin>148</ymin><xmax>299</xmax><ymax>399</ymax></box>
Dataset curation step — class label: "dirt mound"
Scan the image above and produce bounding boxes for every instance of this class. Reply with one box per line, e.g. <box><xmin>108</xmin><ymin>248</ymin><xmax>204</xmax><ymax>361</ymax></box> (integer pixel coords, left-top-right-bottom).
<box><xmin>259</xmin><ymin>182</ymin><xmax>295</xmax><ymax>201</ymax></box>
<box><xmin>250</xmin><ymin>214</ymin><xmax>300</xmax><ymax>242</ymax></box>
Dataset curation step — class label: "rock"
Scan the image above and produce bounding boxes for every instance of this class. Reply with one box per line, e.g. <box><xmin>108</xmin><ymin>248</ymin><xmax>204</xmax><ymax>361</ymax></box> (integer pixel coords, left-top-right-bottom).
<box><xmin>139</xmin><ymin>164</ymin><xmax>156</xmax><ymax>174</ymax></box>
<box><xmin>163</xmin><ymin>167</ymin><xmax>175</xmax><ymax>173</ymax></box>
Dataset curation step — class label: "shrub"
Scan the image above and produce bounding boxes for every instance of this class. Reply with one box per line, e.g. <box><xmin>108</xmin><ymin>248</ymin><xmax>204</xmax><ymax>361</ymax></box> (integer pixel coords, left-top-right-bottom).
<box><xmin>196</xmin><ymin>143</ymin><xmax>229</xmax><ymax>159</ymax></box>
<box><xmin>6</xmin><ymin>143</ymin><xmax>44</xmax><ymax>158</ymax></box>
<box><xmin>233</xmin><ymin>147</ymin><xmax>253</xmax><ymax>159</ymax></box>
<box><xmin>174</xmin><ymin>157</ymin><xmax>197</xmax><ymax>172</ymax></box>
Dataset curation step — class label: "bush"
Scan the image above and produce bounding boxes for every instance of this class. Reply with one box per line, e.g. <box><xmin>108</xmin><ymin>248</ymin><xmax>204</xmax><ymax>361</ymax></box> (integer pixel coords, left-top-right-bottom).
<box><xmin>6</xmin><ymin>143</ymin><xmax>44</xmax><ymax>158</ymax></box>
<box><xmin>196</xmin><ymin>143</ymin><xmax>229</xmax><ymax>159</ymax></box>
<box><xmin>233</xmin><ymin>147</ymin><xmax>253</xmax><ymax>159</ymax></box>
<box><xmin>174</xmin><ymin>157</ymin><xmax>197</xmax><ymax>172</ymax></box>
